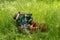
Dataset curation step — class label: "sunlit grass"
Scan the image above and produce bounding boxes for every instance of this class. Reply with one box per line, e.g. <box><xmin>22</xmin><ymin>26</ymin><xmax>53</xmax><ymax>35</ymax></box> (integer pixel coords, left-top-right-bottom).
<box><xmin>0</xmin><ymin>0</ymin><xmax>60</xmax><ymax>40</ymax></box>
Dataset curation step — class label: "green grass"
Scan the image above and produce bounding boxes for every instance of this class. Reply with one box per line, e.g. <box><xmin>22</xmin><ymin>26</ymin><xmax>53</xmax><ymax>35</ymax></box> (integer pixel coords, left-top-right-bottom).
<box><xmin>0</xmin><ymin>0</ymin><xmax>60</xmax><ymax>40</ymax></box>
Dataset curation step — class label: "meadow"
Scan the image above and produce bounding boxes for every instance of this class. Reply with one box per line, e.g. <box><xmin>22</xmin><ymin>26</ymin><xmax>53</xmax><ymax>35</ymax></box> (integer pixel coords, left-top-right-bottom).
<box><xmin>0</xmin><ymin>0</ymin><xmax>60</xmax><ymax>40</ymax></box>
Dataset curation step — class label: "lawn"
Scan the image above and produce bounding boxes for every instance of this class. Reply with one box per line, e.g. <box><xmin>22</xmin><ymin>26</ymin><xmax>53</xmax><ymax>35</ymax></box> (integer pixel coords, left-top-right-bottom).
<box><xmin>0</xmin><ymin>0</ymin><xmax>60</xmax><ymax>40</ymax></box>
